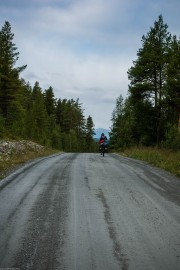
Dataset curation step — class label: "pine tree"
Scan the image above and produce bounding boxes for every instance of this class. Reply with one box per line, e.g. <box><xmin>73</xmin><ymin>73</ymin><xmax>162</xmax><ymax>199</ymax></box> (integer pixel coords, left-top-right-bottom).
<box><xmin>127</xmin><ymin>15</ymin><xmax>172</xmax><ymax>145</ymax></box>
<box><xmin>166</xmin><ymin>35</ymin><xmax>180</xmax><ymax>131</ymax></box>
<box><xmin>0</xmin><ymin>21</ymin><xmax>26</xmax><ymax>119</ymax></box>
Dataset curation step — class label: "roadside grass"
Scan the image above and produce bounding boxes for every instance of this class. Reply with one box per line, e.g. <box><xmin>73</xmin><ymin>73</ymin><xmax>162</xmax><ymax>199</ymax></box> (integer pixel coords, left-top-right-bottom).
<box><xmin>119</xmin><ymin>147</ymin><xmax>180</xmax><ymax>178</ymax></box>
<box><xmin>0</xmin><ymin>147</ymin><xmax>60</xmax><ymax>180</ymax></box>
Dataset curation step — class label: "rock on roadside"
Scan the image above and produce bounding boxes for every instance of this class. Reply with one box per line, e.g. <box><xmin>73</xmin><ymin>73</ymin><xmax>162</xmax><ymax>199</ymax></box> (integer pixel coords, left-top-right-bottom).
<box><xmin>0</xmin><ymin>140</ymin><xmax>44</xmax><ymax>155</ymax></box>
<box><xmin>0</xmin><ymin>140</ymin><xmax>45</xmax><ymax>179</ymax></box>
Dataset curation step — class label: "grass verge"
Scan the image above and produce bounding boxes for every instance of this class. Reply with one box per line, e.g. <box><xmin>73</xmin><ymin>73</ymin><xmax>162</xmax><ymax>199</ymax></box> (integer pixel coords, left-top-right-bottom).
<box><xmin>0</xmin><ymin>147</ymin><xmax>60</xmax><ymax>180</ymax></box>
<box><xmin>119</xmin><ymin>147</ymin><xmax>180</xmax><ymax>178</ymax></box>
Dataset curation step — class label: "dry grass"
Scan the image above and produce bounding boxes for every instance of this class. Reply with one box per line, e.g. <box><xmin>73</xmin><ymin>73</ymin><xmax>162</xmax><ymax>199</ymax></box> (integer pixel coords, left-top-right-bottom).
<box><xmin>120</xmin><ymin>147</ymin><xmax>180</xmax><ymax>178</ymax></box>
<box><xmin>0</xmin><ymin>146</ymin><xmax>60</xmax><ymax>179</ymax></box>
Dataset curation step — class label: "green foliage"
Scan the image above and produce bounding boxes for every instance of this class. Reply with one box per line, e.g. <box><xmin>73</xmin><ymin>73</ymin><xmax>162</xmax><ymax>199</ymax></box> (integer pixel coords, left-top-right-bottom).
<box><xmin>127</xmin><ymin>15</ymin><xmax>172</xmax><ymax>145</ymax></box>
<box><xmin>162</xmin><ymin>124</ymin><xmax>180</xmax><ymax>150</ymax></box>
<box><xmin>0</xmin><ymin>114</ymin><xmax>5</xmax><ymax>138</ymax></box>
<box><xmin>0</xmin><ymin>21</ymin><xmax>95</xmax><ymax>152</ymax></box>
<box><xmin>6</xmin><ymin>100</ymin><xmax>26</xmax><ymax>137</ymax></box>
<box><xmin>110</xmin><ymin>15</ymin><xmax>180</xmax><ymax>151</ymax></box>
<box><xmin>0</xmin><ymin>21</ymin><xmax>26</xmax><ymax>118</ymax></box>
<box><xmin>44</xmin><ymin>86</ymin><xmax>56</xmax><ymax>116</ymax></box>
<box><xmin>85</xmin><ymin>115</ymin><xmax>96</xmax><ymax>152</ymax></box>
<box><xmin>165</xmin><ymin>35</ymin><xmax>180</xmax><ymax>121</ymax></box>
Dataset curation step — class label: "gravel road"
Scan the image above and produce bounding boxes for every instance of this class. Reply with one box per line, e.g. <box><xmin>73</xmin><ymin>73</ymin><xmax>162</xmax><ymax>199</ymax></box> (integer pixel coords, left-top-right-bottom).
<box><xmin>0</xmin><ymin>153</ymin><xmax>179</xmax><ymax>270</ymax></box>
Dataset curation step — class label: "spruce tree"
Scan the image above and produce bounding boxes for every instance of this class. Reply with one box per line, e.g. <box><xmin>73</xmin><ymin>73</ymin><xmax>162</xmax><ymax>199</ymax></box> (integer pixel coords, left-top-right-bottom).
<box><xmin>0</xmin><ymin>21</ymin><xmax>26</xmax><ymax>119</ymax></box>
<box><xmin>85</xmin><ymin>115</ymin><xmax>95</xmax><ymax>151</ymax></box>
<box><xmin>44</xmin><ymin>86</ymin><xmax>56</xmax><ymax>116</ymax></box>
<box><xmin>30</xmin><ymin>82</ymin><xmax>49</xmax><ymax>144</ymax></box>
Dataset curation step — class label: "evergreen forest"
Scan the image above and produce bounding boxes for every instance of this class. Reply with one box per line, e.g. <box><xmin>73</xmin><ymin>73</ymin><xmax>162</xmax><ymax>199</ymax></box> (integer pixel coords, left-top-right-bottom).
<box><xmin>0</xmin><ymin>16</ymin><xmax>180</xmax><ymax>153</ymax></box>
<box><xmin>110</xmin><ymin>15</ymin><xmax>180</xmax><ymax>151</ymax></box>
<box><xmin>0</xmin><ymin>21</ymin><xmax>96</xmax><ymax>152</ymax></box>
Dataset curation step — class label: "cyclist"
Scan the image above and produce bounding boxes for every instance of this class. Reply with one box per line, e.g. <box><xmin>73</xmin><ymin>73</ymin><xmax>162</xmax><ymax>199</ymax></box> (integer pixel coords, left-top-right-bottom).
<box><xmin>99</xmin><ymin>133</ymin><xmax>108</xmax><ymax>155</ymax></box>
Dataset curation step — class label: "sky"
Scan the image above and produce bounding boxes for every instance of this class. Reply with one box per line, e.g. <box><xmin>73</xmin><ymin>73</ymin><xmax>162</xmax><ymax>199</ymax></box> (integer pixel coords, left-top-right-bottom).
<box><xmin>0</xmin><ymin>0</ymin><xmax>179</xmax><ymax>130</ymax></box>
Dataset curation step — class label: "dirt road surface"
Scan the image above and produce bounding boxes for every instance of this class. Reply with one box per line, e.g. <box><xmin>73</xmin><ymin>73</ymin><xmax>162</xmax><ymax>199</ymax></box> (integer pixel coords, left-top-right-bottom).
<box><xmin>0</xmin><ymin>153</ymin><xmax>180</xmax><ymax>270</ymax></box>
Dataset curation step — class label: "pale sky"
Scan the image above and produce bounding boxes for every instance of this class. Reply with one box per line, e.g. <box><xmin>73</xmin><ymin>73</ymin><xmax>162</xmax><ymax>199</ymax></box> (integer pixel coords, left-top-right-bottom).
<box><xmin>0</xmin><ymin>0</ymin><xmax>179</xmax><ymax>129</ymax></box>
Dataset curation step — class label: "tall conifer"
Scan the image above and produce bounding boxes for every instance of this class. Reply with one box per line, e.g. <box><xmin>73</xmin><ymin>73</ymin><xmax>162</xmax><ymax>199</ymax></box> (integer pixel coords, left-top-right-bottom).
<box><xmin>0</xmin><ymin>21</ymin><xmax>26</xmax><ymax>119</ymax></box>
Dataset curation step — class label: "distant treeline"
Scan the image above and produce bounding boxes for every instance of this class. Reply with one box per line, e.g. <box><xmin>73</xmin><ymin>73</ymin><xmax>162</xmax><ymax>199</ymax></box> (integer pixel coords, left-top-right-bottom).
<box><xmin>110</xmin><ymin>15</ymin><xmax>180</xmax><ymax>151</ymax></box>
<box><xmin>0</xmin><ymin>21</ymin><xmax>96</xmax><ymax>152</ymax></box>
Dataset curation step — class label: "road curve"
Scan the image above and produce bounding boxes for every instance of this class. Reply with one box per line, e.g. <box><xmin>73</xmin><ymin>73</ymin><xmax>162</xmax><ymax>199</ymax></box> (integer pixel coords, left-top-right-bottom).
<box><xmin>0</xmin><ymin>153</ymin><xmax>179</xmax><ymax>270</ymax></box>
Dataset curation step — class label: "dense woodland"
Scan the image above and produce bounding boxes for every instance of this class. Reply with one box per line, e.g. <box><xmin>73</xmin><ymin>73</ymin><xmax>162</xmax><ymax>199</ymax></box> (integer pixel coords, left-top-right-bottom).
<box><xmin>110</xmin><ymin>15</ymin><xmax>180</xmax><ymax>151</ymax></box>
<box><xmin>0</xmin><ymin>16</ymin><xmax>180</xmax><ymax>153</ymax></box>
<box><xmin>0</xmin><ymin>21</ymin><xmax>96</xmax><ymax>152</ymax></box>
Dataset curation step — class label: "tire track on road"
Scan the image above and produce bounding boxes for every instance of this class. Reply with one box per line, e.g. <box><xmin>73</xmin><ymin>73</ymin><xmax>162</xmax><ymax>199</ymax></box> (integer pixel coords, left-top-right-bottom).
<box><xmin>97</xmin><ymin>188</ymin><xmax>129</xmax><ymax>270</ymax></box>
